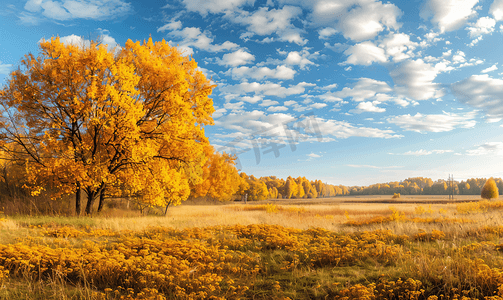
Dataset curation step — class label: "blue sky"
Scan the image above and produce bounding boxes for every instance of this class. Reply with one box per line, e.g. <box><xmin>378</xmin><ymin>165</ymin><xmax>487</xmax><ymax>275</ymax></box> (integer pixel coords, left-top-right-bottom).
<box><xmin>1</xmin><ymin>0</ymin><xmax>503</xmax><ymax>186</ymax></box>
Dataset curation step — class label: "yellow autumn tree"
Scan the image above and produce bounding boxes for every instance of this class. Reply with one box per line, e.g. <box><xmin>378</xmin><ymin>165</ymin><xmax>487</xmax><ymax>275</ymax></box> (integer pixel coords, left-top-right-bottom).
<box><xmin>191</xmin><ymin>146</ymin><xmax>244</xmax><ymax>201</ymax></box>
<box><xmin>0</xmin><ymin>37</ymin><xmax>214</xmax><ymax>214</ymax></box>
<box><xmin>481</xmin><ymin>178</ymin><xmax>499</xmax><ymax>200</ymax></box>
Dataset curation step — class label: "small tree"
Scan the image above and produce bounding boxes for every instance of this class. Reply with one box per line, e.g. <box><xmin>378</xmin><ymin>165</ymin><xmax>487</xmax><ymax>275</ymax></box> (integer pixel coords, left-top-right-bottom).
<box><xmin>481</xmin><ymin>178</ymin><xmax>499</xmax><ymax>200</ymax></box>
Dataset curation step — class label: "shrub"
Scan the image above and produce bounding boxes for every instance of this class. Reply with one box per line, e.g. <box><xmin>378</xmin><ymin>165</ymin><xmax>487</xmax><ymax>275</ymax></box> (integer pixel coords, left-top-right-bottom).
<box><xmin>481</xmin><ymin>178</ymin><xmax>499</xmax><ymax>200</ymax></box>
<box><xmin>392</xmin><ymin>193</ymin><xmax>401</xmax><ymax>199</ymax></box>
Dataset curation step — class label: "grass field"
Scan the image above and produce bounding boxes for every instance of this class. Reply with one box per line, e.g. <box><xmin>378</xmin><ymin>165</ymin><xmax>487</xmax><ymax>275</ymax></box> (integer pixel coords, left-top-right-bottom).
<box><xmin>2</xmin><ymin>195</ymin><xmax>503</xmax><ymax>299</ymax></box>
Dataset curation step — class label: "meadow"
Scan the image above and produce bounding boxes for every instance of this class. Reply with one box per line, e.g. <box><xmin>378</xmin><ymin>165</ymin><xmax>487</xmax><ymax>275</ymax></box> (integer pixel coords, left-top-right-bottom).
<box><xmin>2</xmin><ymin>195</ymin><xmax>503</xmax><ymax>299</ymax></box>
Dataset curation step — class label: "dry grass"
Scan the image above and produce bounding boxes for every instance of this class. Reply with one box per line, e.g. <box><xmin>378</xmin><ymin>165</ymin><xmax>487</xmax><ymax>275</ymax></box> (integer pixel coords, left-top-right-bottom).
<box><xmin>2</xmin><ymin>195</ymin><xmax>503</xmax><ymax>299</ymax></box>
<box><xmin>75</xmin><ymin>196</ymin><xmax>501</xmax><ymax>236</ymax></box>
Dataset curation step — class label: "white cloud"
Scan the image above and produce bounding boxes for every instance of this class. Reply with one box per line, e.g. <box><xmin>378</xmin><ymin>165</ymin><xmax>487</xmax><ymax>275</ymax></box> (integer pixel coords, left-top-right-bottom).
<box><xmin>158</xmin><ymin>21</ymin><xmax>182</xmax><ymax>32</ymax></box>
<box><xmin>0</xmin><ymin>62</ymin><xmax>13</xmax><ymax>74</ymax></box>
<box><xmin>314</xmin><ymin>117</ymin><xmax>402</xmax><ymax>139</ymax></box>
<box><xmin>490</xmin><ymin>0</ymin><xmax>503</xmax><ymax>21</ymax></box>
<box><xmin>225</xmin><ymin>65</ymin><xmax>295</xmax><ymax>80</ymax></box>
<box><xmin>307</xmin><ymin>152</ymin><xmax>321</xmax><ymax>159</ymax></box>
<box><xmin>310</xmin><ymin>103</ymin><xmax>327</xmax><ymax>109</ymax></box>
<box><xmin>267</xmin><ymin>106</ymin><xmax>289</xmax><ymax>112</ymax></box>
<box><xmin>481</xmin><ymin>64</ymin><xmax>498</xmax><ymax>73</ymax></box>
<box><xmin>224</xmin><ymin>101</ymin><xmax>245</xmax><ymax>112</ymax></box>
<box><xmin>318</xmin><ymin>27</ymin><xmax>337</xmax><ymax>39</ymax></box>
<box><xmin>284</xmin><ymin>49</ymin><xmax>318</xmax><ymax>69</ymax></box>
<box><xmin>343</xmin><ymin>41</ymin><xmax>387</xmax><ymax>65</ymax></box>
<box><xmin>399</xmin><ymin>149</ymin><xmax>453</xmax><ymax>155</ymax></box>
<box><xmin>181</xmin><ymin>0</ymin><xmax>254</xmax><ymax>16</ymax></box>
<box><xmin>467</xmin><ymin>17</ymin><xmax>496</xmax><ymax>38</ymax></box>
<box><xmin>220</xmin><ymin>81</ymin><xmax>312</xmax><ymax>98</ymax></box>
<box><xmin>240</xmin><ymin>96</ymin><xmax>262</xmax><ymax>104</ymax></box>
<box><xmin>55</xmin><ymin>32</ymin><xmax>119</xmax><ymax>53</ymax></box>
<box><xmin>58</xmin><ymin>34</ymin><xmax>90</xmax><ymax>47</ymax></box>
<box><xmin>308</xmin><ymin>0</ymin><xmax>402</xmax><ymax>41</ymax></box>
<box><xmin>259</xmin><ymin>100</ymin><xmax>280</xmax><ymax>107</ymax></box>
<box><xmin>214</xmin><ymin>110</ymin><xmax>296</xmax><ymax>135</ymax></box>
<box><xmin>420</xmin><ymin>0</ymin><xmax>479</xmax><ymax>32</ymax></box>
<box><xmin>487</xmin><ymin>117</ymin><xmax>502</xmax><ymax>123</ymax></box>
<box><xmin>390</xmin><ymin>59</ymin><xmax>442</xmax><ymax>100</ymax></box>
<box><xmin>284</xmin><ymin>100</ymin><xmax>297</xmax><ymax>106</ymax></box>
<box><xmin>23</xmin><ymin>0</ymin><xmax>131</xmax><ymax>21</ymax></box>
<box><xmin>387</xmin><ymin>112</ymin><xmax>477</xmax><ymax>132</ymax></box>
<box><xmin>231</xmin><ymin>6</ymin><xmax>307</xmax><ymax>45</ymax></box>
<box><xmin>451</xmin><ymin>74</ymin><xmax>503</xmax><ymax>117</ymax></box>
<box><xmin>379</xmin><ymin>32</ymin><xmax>418</xmax><ymax>62</ymax></box>
<box><xmin>214</xmin><ymin>111</ymin><xmax>401</xmax><ymax>147</ymax></box>
<box><xmin>403</xmin><ymin>149</ymin><xmax>433</xmax><ymax>156</ymax></box>
<box><xmin>217</xmin><ymin>49</ymin><xmax>255</xmax><ymax>66</ymax></box>
<box><xmin>332</xmin><ymin>78</ymin><xmax>392</xmax><ymax>102</ymax></box>
<box><xmin>98</xmin><ymin>30</ymin><xmax>120</xmax><ymax>52</ymax></box>
<box><xmin>349</xmin><ymin>101</ymin><xmax>386</xmax><ymax>114</ymax></box>
<box><xmin>466</xmin><ymin>142</ymin><xmax>503</xmax><ymax>156</ymax></box>
<box><xmin>452</xmin><ymin>50</ymin><xmax>466</xmax><ymax>63</ymax></box>
<box><xmin>212</xmin><ymin>107</ymin><xmax>227</xmax><ymax>119</ymax></box>
<box><xmin>167</xmin><ymin>27</ymin><xmax>239</xmax><ymax>54</ymax></box>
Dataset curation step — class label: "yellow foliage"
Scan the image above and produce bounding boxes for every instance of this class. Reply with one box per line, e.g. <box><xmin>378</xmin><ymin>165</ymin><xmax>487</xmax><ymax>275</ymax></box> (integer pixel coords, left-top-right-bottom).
<box><xmin>191</xmin><ymin>146</ymin><xmax>244</xmax><ymax>201</ymax></box>
<box><xmin>0</xmin><ymin>37</ymin><xmax>215</xmax><ymax>213</ymax></box>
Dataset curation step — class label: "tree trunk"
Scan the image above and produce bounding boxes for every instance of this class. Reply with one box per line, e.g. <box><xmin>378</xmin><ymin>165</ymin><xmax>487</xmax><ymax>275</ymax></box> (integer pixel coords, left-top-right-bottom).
<box><xmin>75</xmin><ymin>185</ymin><xmax>81</xmax><ymax>215</ymax></box>
<box><xmin>164</xmin><ymin>200</ymin><xmax>173</xmax><ymax>216</ymax></box>
<box><xmin>85</xmin><ymin>190</ymin><xmax>96</xmax><ymax>215</ymax></box>
<box><xmin>97</xmin><ymin>187</ymin><xmax>106</xmax><ymax>213</ymax></box>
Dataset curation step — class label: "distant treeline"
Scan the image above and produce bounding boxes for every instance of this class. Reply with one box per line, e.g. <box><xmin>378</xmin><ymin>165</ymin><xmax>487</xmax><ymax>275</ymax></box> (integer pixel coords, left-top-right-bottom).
<box><xmin>238</xmin><ymin>173</ymin><xmax>350</xmax><ymax>201</ymax></box>
<box><xmin>347</xmin><ymin>177</ymin><xmax>503</xmax><ymax>196</ymax></box>
<box><xmin>239</xmin><ymin>175</ymin><xmax>502</xmax><ymax>200</ymax></box>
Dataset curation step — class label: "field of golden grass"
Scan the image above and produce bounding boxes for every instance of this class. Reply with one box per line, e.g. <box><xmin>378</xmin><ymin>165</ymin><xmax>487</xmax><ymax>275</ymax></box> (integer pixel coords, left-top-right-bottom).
<box><xmin>1</xmin><ymin>195</ymin><xmax>503</xmax><ymax>299</ymax></box>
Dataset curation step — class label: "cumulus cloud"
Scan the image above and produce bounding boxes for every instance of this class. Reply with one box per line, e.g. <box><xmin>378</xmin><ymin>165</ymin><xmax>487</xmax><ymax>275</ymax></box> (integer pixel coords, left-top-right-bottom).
<box><xmin>387</xmin><ymin>112</ymin><xmax>477</xmax><ymax>132</ymax></box>
<box><xmin>181</xmin><ymin>0</ymin><xmax>254</xmax><ymax>16</ymax></box>
<box><xmin>318</xmin><ymin>27</ymin><xmax>337</xmax><ymax>39</ymax></box>
<box><xmin>232</xmin><ymin>6</ymin><xmax>307</xmax><ymax>45</ymax></box>
<box><xmin>220</xmin><ymin>81</ymin><xmax>314</xmax><ymax>98</ymax></box>
<box><xmin>224</xmin><ymin>101</ymin><xmax>245</xmax><ymax>112</ymax></box>
<box><xmin>390</xmin><ymin>59</ymin><xmax>442</xmax><ymax>100</ymax></box>
<box><xmin>0</xmin><ymin>62</ymin><xmax>13</xmax><ymax>74</ymax></box>
<box><xmin>420</xmin><ymin>0</ymin><xmax>479</xmax><ymax>32</ymax></box>
<box><xmin>216</xmin><ymin>49</ymin><xmax>255</xmax><ymax>67</ymax></box>
<box><xmin>349</xmin><ymin>101</ymin><xmax>386</xmax><ymax>114</ymax></box>
<box><xmin>55</xmin><ymin>32</ymin><xmax>119</xmax><ymax>52</ymax></box>
<box><xmin>310</xmin><ymin>103</ymin><xmax>327</xmax><ymax>109</ymax></box>
<box><xmin>451</xmin><ymin>74</ymin><xmax>503</xmax><ymax>117</ymax></box>
<box><xmin>379</xmin><ymin>33</ymin><xmax>418</xmax><ymax>62</ymax></box>
<box><xmin>167</xmin><ymin>26</ymin><xmax>239</xmax><ymax>54</ymax></box>
<box><xmin>224</xmin><ymin>65</ymin><xmax>295</xmax><ymax>80</ymax></box>
<box><xmin>490</xmin><ymin>0</ymin><xmax>503</xmax><ymax>21</ymax></box>
<box><xmin>307</xmin><ymin>0</ymin><xmax>402</xmax><ymax>41</ymax></box>
<box><xmin>481</xmin><ymin>64</ymin><xmax>498</xmax><ymax>73</ymax></box>
<box><xmin>267</xmin><ymin>106</ymin><xmax>289</xmax><ymax>112</ymax></box>
<box><xmin>466</xmin><ymin>142</ymin><xmax>503</xmax><ymax>156</ymax></box>
<box><xmin>343</xmin><ymin>41</ymin><xmax>387</xmax><ymax>65</ymax></box>
<box><xmin>314</xmin><ymin>117</ymin><xmax>402</xmax><ymax>139</ymax></box>
<box><xmin>284</xmin><ymin>49</ymin><xmax>318</xmax><ymax>69</ymax></box>
<box><xmin>157</xmin><ymin>21</ymin><xmax>182</xmax><ymax>32</ymax></box>
<box><xmin>259</xmin><ymin>100</ymin><xmax>280</xmax><ymax>107</ymax></box>
<box><xmin>467</xmin><ymin>17</ymin><xmax>496</xmax><ymax>38</ymax></box>
<box><xmin>214</xmin><ymin>110</ymin><xmax>401</xmax><ymax>150</ymax></box>
<box><xmin>331</xmin><ymin>78</ymin><xmax>393</xmax><ymax>102</ymax></box>
<box><xmin>23</xmin><ymin>0</ymin><xmax>131</xmax><ymax>21</ymax></box>
<box><xmin>398</xmin><ymin>149</ymin><xmax>453</xmax><ymax>155</ymax></box>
